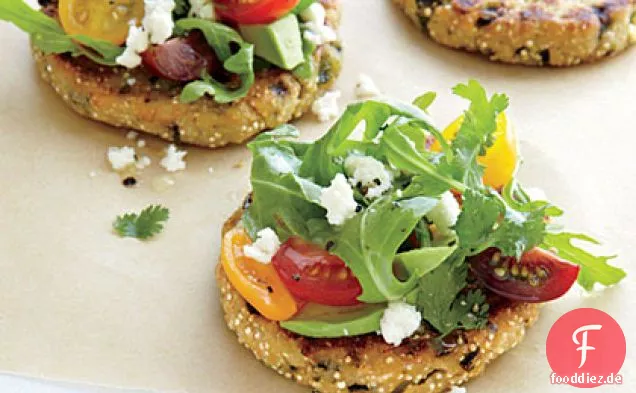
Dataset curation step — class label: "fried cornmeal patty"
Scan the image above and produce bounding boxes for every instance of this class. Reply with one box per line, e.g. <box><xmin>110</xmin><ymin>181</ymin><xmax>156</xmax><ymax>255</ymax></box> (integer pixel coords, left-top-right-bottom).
<box><xmin>216</xmin><ymin>210</ymin><xmax>540</xmax><ymax>393</ymax></box>
<box><xmin>394</xmin><ymin>0</ymin><xmax>636</xmax><ymax>66</ymax></box>
<box><xmin>32</xmin><ymin>1</ymin><xmax>341</xmax><ymax>148</ymax></box>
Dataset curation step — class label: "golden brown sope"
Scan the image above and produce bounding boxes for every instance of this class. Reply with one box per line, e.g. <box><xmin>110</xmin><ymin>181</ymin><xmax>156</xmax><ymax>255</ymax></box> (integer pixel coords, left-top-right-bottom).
<box><xmin>5</xmin><ymin>0</ymin><xmax>341</xmax><ymax>147</ymax></box>
<box><xmin>394</xmin><ymin>0</ymin><xmax>636</xmax><ymax>66</ymax></box>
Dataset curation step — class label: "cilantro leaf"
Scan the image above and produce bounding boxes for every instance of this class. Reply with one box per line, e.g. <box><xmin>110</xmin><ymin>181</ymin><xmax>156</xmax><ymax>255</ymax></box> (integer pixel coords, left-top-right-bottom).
<box><xmin>455</xmin><ymin>189</ymin><xmax>546</xmax><ymax>258</ymax></box>
<box><xmin>113</xmin><ymin>205</ymin><xmax>170</xmax><ymax>240</ymax></box>
<box><xmin>175</xmin><ymin>19</ymin><xmax>256</xmax><ymax>103</ymax></box>
<box><xmin>412</xmin><ymin>92</ymin><xmax>436</xmax><ymax>112</ymax></box>
<box><xmin>416</xmin><ymin>254</ymin><xmax>489</xmax><ymax>336</ymax></box>
<box><xmin>541</xmin><ymin>232</ymin><xmax>626</xmax><ymax>290</ymax></box>
<box><xmin>443</xmin><ymin>80</ymin><xmax>509</xmax><ymax>189</ymax></box>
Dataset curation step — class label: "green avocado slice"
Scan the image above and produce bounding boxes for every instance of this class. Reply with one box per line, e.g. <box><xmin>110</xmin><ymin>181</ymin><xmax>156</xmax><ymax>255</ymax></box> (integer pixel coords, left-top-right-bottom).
<box><xmin>280</xmin><ymin>303</ymin><xmax>386</xmax><ymax>338</ymax></box>
<box><xmin>239</xmin><ymin>14</ymin><xmax>304</xmax><ymax>70</ymax></box>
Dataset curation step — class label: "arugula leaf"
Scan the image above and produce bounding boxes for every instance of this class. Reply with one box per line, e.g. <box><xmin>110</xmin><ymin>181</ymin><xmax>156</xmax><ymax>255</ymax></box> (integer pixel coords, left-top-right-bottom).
<box><xmin>1</xmin><ymin>0</ymin><xmax>124</xmax><ymax>65</ymax></box>
<box><xmin>244</xmin><ymin>135</ymin><xmax>325</xmax><ymax>240</ymax></box>
<box><xmin>300</xmin><ymin>99</ymin><xmax>437</xmax><ymax>186</ymax></box>
<box><xmin>332</xmin><ymin>195</ymin><xmax>439</xmax><ymax>302</ymax></box>
<box><xmin>416</xmin><ymin>254</ymin><xmax>488</xmax><ymax>336</ymax></box>
<box><xmin>541</xmin><ymin>232</ymin><xmax>626</xmax><ymax>290</ymax></box>
<box><xmin>113</xmin><ymin>205</ymin><xmax>170</xmax><ymax>240</ymax></box>
<box><xmin>175</xmin><ymin>19</ymin><xmax>255</xmax><ymax>103</ymax></box>
<box><xmin>412</xmin><ymin>92</ymin><xmax>436</xmax><ymax>112</ymax></box>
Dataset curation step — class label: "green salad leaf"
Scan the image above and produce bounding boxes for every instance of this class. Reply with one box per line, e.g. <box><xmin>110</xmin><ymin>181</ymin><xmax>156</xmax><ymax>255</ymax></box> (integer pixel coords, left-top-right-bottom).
<box><xmin>417</xmin><ymin>254</ymin><xmax>489</xmax><ymax>336</ymax></box>
<box><xmin>113</xmin><ymin>205</ymin><xmax>170</xmax><ymax>240</ymax></box>
<box><xmin>541</xmin><ymin>232</ymin><xmax>626</xmax><ymax>290</ymax></box>
<box><xmin>0</xmin><ymin>0</ymin><xmax>124</xmax><ymax>65</ymax></box>
<box><xmin>244</xmin><ymin>80</ymin><xmax>626</xmax><ymax>338</ymax></box>
<box><xmin>175</xmin><ymin>19</ymin><xmax>255</xmax><ymax>104</ymax></box>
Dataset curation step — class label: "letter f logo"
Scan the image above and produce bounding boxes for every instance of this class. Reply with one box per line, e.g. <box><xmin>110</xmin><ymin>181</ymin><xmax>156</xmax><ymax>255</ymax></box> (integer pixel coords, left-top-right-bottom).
<box><xmin>572</xmin><ymin>324</ymin><xmax>603</xmax><ymax>368</ymax></box>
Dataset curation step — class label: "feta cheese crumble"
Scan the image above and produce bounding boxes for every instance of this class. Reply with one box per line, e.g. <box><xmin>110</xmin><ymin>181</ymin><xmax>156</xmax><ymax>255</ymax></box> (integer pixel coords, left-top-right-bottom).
<box><xmin>427</xmin><ymin>191</ymin><xmax>461</xmax><ymax>236</ymax></box>
<box><xmin>300</xmin><ymin>2</ymin><xmax>337</xmax><ymax>46</ymax></box>
<box><xmin>143</xmin><ymin>0</ymin><xmax>176</xmax><ymax>44</ymax></box>
<box><xmin>312</xmin><ymin>90</ymin><xmax>341</xmax><ymax>122</ymax></box>
<box><xmin>107</xmin><ymin>146</ymin><xmax>136</xmax><ymax>170</ymax></box>
<box><xmin>116</xmin><ymin>0</ymin><xmax>175</xmax><ymax>68</ymax></box>
<box><xmin>160</xmin><ymin>144</ymin><xmax>187</xmax><ymax>172</ymax></box>
<box><xmin>380</xmin><ymin>302</ymin><xmax>422</xmax><ymax>346</ymax></box>
<box><xmin>344</xmin><ymin>155</ymin><xmax>393</xmax><ymax>199</ymax></box>
<box><xmin>189</xmin><ymin>0</ymin><xmax>215</xmax><ymax>19</ymax></box>
<box><xmin>355</xmin><ymin>74</ymin><xmax>381</xmax><ymax>98</ymax></box>
<box><xmin>320</xmin><ymin>173</ymin><xmax>358</xmax><ymax>226</ymax></box>
<box><xmin>243</xmin><ymin>228</ymin><xmax>281</xmax><ymax>264</ymax></box>
<box><xmin>116</xmin><ymin>23</ymin><xmax>149</xmax><ymax>68</ymax></box>
<box><xmin>449</xmin><ymin>387</ymin><xmax>467</xmax><ymax>393</ymax></box>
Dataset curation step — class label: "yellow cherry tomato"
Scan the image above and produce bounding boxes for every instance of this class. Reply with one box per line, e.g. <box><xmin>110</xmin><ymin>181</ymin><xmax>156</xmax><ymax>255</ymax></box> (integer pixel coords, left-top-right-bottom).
<box><xmin>432</xmin><ymin>112</ymin><xmax>518</xmax><ymax>189</ymax></box>
<box><xmin>221</xmin><ymin>227</ymin><xmax>298</xmax><ymax>321</ymax></box>
<box><xmin>58</xmin><ymin>0</ymin><xmax>145</xmax><ymax>45</ymax></box>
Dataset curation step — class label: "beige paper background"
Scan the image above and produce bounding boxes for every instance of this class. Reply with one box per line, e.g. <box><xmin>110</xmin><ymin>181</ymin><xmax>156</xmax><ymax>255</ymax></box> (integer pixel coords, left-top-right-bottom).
<box><xmin>0</xmin><ymin>0</ymin><xmax>634</xmax><ymax>392</ymax></box>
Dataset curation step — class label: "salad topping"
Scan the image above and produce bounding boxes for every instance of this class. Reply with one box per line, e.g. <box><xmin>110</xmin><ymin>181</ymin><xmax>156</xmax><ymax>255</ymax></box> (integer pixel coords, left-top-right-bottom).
<box><xmin>0</xmin><ymin>0</ymin><xmax>335</xmax><ymax>103</ymax></box>
<box><xmin>225</xmin><ymin>80</ymin><xmax>626</xmax><ymax>344</ymax></box>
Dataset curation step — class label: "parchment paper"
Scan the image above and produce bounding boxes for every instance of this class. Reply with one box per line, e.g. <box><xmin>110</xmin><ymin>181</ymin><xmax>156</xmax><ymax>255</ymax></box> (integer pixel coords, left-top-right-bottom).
<box><xmin>0</xmin><ymin>1</ymin><xmax>634</xmax><ymax>392</ymax></box>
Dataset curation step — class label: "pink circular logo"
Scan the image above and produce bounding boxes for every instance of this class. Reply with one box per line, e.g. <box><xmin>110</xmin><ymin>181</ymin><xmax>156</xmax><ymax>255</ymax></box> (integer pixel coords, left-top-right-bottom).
<box><xmin>546</xmin><ymin>308</ymin><xmax>626</xmax><ymax>388</ymax></box>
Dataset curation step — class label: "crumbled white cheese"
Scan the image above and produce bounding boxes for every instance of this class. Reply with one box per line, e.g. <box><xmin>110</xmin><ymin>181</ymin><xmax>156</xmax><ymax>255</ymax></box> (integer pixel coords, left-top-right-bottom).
<box><xmin>300</xmin><ymin>2</ymin><xmax>326</xmax><ymax>24</ymax></box>
<box><xmin>355</xmin><ymin>74</ymin><xmax>381</xmax><ymax>99</ymax></box>
<box><xmin>300</xmin><ymin>3</ymin><xmax>336</xmax><ymax>46</ymax></box>
<box><xmin>449</xmin><ymin>387</ymin><xmax>466</xmax><ymax>393</ymax></box>
<box><xmin>189</xmin><ymin>0</ymin><xmax>215</xmax><ymax>19</ymax></box>
<box><xmin>107</xmin><ymin>146</ymin><xmax>136</xmax><ymax>171</ymax></box>
<box><xmin>427</xmin><ymin>191</ymin><xmax>461</xmax><ymax>236</ymax></box>
<box><xmin>380</xmin><ymin>302</ymin><xmax>422</xmax><ymax>346</ymax></box>
<box><xmin>143</xmin><ymin>0</ymin><xmax>176</xmax><ymax>44</ymax></box>
<box><xmin>303</xmin><ymin>23</ymin><xmax>337</xmax><ymax>46</ymax></box>
<box><xmin>126</xmin><ymin>131</ymin><xmax>139</xmax><ymax>140</ymax></box>
<box><xmin>344</xmin><ymin>155</ymin><xmax>393</xmax><ymax>199</ymax></box>
<box><xmin>243</xmin><ymin>228</ymin><xmax>281</xmax><ymax>264</ymax></box>
<box><xmin>135</xmin><ymin>155</ymin><xmax>152</xmax><ymax>170</ymax></box>
<box><xmin>160</xmin><ymin>144</ymin><xmax>187</xmax><ymax>172</ymax></box>
<box><xmin>319</xmin><ymin>173</ymin><xmax>358</xmax><ymax>226</ymax></box>
<box><xmin>312</xmin><ymin>90</ymin><xmax>341</xmax><ymax>122</ymax></box>
<box><xmin>116</xmin><ymin>23</ymin><xmax>149</xmax><ymax>68</ymax></box>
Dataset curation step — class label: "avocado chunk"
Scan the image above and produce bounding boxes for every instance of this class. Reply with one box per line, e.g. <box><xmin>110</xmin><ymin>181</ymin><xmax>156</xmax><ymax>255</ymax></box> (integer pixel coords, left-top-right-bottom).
<box><xmin>239</xmin><ymin>14</ymin><xmax>304</xmax><ymax>70</ymax></box>
<box><xmin>280</xmin><ymin>303</ymin><xmax>386</xmax><ymax>338</ymax></box>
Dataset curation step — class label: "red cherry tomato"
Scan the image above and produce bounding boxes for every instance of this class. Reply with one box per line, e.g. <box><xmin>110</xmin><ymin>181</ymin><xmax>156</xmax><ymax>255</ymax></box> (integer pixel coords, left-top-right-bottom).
<box><xmin>272</xmin><ymin>237</ymin><xmax>362</xmax><ymax>306</ymax></box>
<box><xmin>141</xmin><ymin>33</ymin><xmax>220</xmax><ymax>82</ymax></box>
<box><xmin>215</xmin><ymin>0</ymin><xmax>300</xmax><ymax>25</ymax></box>
<box><xmin>469</xmin><ymin>247</ymin><xmax>580</xmax><ymax>303</ymax></box>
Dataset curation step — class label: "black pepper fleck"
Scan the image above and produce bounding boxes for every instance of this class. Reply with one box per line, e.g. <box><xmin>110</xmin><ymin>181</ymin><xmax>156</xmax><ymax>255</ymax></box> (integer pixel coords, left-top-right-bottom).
<box><xmin>122</xmin><ymin>177</ymin><xmax>137</xmax><ymax>187</ymax></box>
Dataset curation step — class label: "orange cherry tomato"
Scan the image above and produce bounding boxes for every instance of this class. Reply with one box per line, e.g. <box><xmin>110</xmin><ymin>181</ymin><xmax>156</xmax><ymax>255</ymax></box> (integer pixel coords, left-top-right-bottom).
<box><xmin>221</xmin><ymin>227</ymin><xmax>298</xmax><ymax>321</ymax></box>
<box><xmin>58</xmin><ymin>0</ymin><xmax>145</xmax><ymax>45</ymax></box>
<box><xmin>432</xmin><ymin>112</ymin><xmax>518</xmax><ymax>189</ymax></box>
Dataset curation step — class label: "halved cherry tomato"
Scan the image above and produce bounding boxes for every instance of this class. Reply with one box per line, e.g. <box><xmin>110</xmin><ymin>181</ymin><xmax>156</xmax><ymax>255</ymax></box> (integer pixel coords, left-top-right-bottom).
<box><xmin>431</xmin><ymin>112</ymin><xmax>518</xmax><ymax>189</ymax></box>
<box><xmin>469</xmin><ymin>247</ymin><xmax>580</xmax><ymax>303</ymax></box>
<box><xmin>272</xmin><ymin>237</ymin><xmax>362</xmax><ymax>306</ymax></box>
<box><xmin>141</xmin><ymin>33</ymin><xmax>220</xmax><ymax>82</ymax></box>
<box><xmin>215</xmin><ymin>0</ymin><xmax>300</xmax><ymax>25</ymax></box>
<box><xmin>221</xmin><ymin>227</ymin><xmax>298</xmax><ymax>321</ymax></box>
<box><xmin>58</xmin><ymin>0</ymin><xmax>144</xmax><ymax>45</ymax></box>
